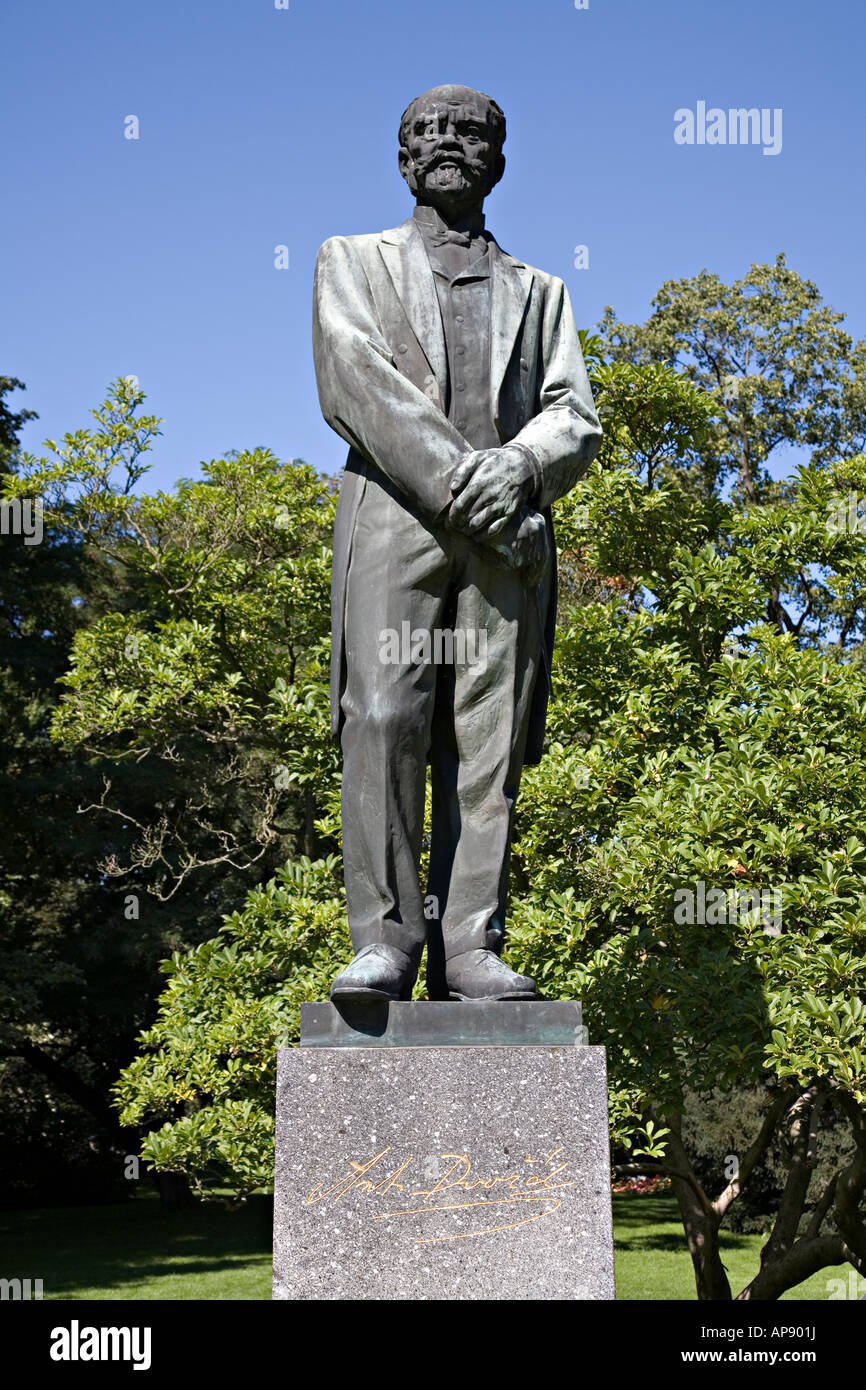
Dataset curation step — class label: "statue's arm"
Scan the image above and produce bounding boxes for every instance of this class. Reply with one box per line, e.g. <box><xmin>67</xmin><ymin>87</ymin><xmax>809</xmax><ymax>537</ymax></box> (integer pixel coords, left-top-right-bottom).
<box><xmin>313</xmin><ymin>235</ymin><xmax>469</xmax><ymax>520</ymax></box>
<box><xmin>507</xmin><ymin>277</ymin><xmax>603</xmax><ymax>509</ymax></box>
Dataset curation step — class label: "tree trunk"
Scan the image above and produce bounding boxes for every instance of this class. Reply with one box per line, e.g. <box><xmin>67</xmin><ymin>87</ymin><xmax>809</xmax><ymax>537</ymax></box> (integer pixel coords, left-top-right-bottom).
<box><xmin>304</xmin><ymin>786</ymin><xmax>316</xmax><ymax>859</ymax></box>
<box><xmin>665</xmin><ymin>1117</ymin><xmax>732</xmax><ymax>1300</ymax></box>
<box><xmin>152</xmin><ymin>1170</ymin><xmax>196</xmax><ymax>1211</ymax></box>
<box><xmin>672</xmin><ymin>1179</ymin><xmax>732</xmax><ymax>1299</ymax></box>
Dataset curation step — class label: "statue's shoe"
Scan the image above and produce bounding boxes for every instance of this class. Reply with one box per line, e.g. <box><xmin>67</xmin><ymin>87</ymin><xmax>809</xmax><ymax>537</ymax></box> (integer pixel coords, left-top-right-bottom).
<box><xmin>330</xmin><ymin>943</ymin><xmax>414</xmax><ymax>1002</ymax></box>
<box><xmin>445</xmin><ymin>949</ymin><xmax>536</xmax><ymax>1001</ymax></box>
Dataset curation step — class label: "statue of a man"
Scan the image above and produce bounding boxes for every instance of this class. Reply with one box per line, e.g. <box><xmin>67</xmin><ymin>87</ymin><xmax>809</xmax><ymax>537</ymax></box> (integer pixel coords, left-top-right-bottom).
<box><xmin>313</xmin><ymin>84</ymin><xmax>602</xmax><ymax>1003</ymax></box>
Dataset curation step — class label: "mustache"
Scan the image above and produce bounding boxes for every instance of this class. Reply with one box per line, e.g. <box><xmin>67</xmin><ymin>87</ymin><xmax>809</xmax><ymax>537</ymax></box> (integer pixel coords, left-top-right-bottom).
<box><xmin>415</xmin><ymin>150</ymin><xmax>486</xmax><ymax>177</ymax></box>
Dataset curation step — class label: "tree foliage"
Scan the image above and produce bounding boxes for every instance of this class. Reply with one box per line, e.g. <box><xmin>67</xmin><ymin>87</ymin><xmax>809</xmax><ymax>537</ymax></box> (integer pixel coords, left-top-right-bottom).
<box><xmin>8</xmin><ymin>378</ymin><xmax>338</xmax><ymax>899</ymax></box>
<box><xmin>0</xmin><ymin>379</ymin><xmax>336</xmax><ymax>1203</ymax></box>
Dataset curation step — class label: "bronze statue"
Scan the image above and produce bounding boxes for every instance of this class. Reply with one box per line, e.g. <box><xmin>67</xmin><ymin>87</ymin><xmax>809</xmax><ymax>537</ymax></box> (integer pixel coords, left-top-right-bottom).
<box><xmin>313</xmin><ymin>85</ymin><xmax>602</xmax><ymax>1003</ymax></box>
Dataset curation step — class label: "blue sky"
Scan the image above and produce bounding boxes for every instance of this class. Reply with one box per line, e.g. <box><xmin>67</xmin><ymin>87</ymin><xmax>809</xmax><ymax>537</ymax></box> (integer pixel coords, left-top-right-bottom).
<box><xmin>4</xmin><ymin>0</ymin><xmax>865</xmax><ymax>491</ymax></box>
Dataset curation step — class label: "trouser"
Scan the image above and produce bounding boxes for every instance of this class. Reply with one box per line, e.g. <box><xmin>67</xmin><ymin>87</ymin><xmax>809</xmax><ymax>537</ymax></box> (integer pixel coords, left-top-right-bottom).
<box><xmin>339</xmin><ymin>471</ymin><xmax>547</xmax><ymax>996</ymax></box>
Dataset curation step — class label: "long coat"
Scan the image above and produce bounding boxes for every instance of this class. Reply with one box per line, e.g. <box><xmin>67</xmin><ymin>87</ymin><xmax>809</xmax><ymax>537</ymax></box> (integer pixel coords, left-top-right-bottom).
<box><xmin>312</xmin><ymin>215</ymin><xmax>602</xmax><ymax>765</ymax></box>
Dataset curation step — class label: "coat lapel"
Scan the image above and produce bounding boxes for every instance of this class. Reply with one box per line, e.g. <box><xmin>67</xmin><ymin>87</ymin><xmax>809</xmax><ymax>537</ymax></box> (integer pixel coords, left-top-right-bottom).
<box><xmin>488</xmin><ymin>240</ymin><xmax>533</xmax><ymax>415</ymax></box>
<box><xmin>379</xmin><ymin>220</ymin><xmax>447</xmax><ymax>399</ymax></box>
<box><xmin>378</xmin><ymin>218</ymin><xmax>534</xmax><ymax>422</ymax></box>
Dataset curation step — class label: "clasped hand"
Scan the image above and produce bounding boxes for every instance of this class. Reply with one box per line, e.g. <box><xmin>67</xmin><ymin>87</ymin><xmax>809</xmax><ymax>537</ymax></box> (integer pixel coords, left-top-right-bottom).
<box><xmin>448</xmin><ymin>445</ymin><xmax>533</xmax><ymax>537</ymax></box>
<box><xmin>448</xmin><ymin>446</ymin><xmax>547</xmax><ymax>584</ymax></box>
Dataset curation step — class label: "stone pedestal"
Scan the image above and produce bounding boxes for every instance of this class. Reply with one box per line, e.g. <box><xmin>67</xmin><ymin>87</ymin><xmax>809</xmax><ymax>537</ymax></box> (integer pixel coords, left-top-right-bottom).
<box><xmin>272</xmin><ymin>1002</ymin><xmax>615</xmax><ymax>1301</ymax></box>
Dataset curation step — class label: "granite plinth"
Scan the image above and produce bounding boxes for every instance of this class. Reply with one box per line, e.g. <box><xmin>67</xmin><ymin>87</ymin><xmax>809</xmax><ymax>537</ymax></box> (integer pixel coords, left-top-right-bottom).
<box><xmin>300</xmin><ymin>999</ymin><xmax>585</xmax><ymax>1048</ymax></box>
<box><xmin>273</xmin><ymin>1040</ymin><xmax>615</xmax><ymax>1301</ymax></box>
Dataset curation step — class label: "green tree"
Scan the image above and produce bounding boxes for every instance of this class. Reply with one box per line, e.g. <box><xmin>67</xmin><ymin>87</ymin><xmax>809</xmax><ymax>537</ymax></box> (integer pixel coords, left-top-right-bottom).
<box><xmin>9</xmin><ymin>378</ymin><xmax>339</xmax><ymax>903</ymax></box>
<box><xmin>116</xmin><ymin>857</ymin><xmax>348</xmax><ymax>1201</ymax></box>
<box><xmin>1</xmin><ymin>376</ymin><xmax>149</xmax><ymax>1201</ymax></box>
<box><xmin>1</xmin><ymin>379</ymin><xmax>337</xmax><ymax>1202</ymax></box>
<box><xmin>599</xmin><ymin>254</ymin><xmax>865</xmax><ymax>505</ymax></box>
<box><xmin>509</xmin><ymin>465</ymin><xmax>866</xmax><ymax>1298</ymax></box>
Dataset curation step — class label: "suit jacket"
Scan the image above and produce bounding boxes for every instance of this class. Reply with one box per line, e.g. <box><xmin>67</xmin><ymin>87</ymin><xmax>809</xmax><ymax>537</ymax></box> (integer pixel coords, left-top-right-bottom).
<box><xmin>312</xmin><ymin>214</ymin><xmax>602</xmax><ymax>765</ymax></box>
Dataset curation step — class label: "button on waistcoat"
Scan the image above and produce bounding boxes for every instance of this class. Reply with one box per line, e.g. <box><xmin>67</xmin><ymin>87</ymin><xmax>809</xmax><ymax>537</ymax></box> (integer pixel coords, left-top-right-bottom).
<box><xmin>412</xmin><ymin>205</ymin><xmax>500</xmax><ymax>452</ymax></box>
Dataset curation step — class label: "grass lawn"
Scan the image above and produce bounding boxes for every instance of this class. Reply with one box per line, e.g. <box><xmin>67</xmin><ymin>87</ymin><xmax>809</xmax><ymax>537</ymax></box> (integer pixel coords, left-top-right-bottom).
<box><xmin>0</xmin><ymin>1192</ymin><xmax>274</xmax><ymax>1301</ymax></box>
<box><xmin>612</xmin><ymin>1196</ymin><xmax>842</xmax><ymax>1301</ymax></box>
<box><xmin>0</xmin><ymin>1191</ymin><xmax>850</xmax><ymax>1300</ymax></box>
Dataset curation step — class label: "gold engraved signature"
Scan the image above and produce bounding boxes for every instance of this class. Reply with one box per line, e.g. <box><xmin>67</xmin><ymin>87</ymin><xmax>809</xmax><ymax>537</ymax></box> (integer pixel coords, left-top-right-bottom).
<box><xmin>305</xmin><ymin>1146</ymin><xmax>574</xmax><ymax>1243</ymax></box>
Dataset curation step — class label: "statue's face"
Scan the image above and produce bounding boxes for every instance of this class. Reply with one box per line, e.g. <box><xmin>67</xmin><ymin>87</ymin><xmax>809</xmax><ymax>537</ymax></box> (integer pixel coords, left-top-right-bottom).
<box><xmin>398</xmin><ymin>86</ymin><xmax>504</xmax><ymax>215</ymax></box>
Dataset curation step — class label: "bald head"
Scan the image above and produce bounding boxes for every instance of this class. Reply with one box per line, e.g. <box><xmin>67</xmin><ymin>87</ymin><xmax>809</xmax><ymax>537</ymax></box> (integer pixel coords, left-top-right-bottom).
<box><xmin>397</xmin><ymin>84</ymin><xmax>506</xmax><ymax>219</ymax></box>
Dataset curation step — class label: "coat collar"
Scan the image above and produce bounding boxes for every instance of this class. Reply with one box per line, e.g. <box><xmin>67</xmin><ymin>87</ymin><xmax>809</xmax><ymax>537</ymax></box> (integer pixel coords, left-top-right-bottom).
<box><xmin>378</xmin><ymin>217</ymin><xmax>532</xmax><ymax>412</ymax></box>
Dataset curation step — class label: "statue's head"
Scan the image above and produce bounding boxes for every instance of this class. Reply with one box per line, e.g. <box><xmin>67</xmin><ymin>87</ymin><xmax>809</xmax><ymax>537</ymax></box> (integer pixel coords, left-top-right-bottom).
<box><xmin>398</xmin><ymin>84</ymin><xmax>506</xmax><ymax>217</ymax></box>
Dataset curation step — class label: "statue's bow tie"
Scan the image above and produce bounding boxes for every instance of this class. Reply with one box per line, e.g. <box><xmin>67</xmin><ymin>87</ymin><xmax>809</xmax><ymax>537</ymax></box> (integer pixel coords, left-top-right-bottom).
<box><xmin>427</xmin><ymin>228</ymin><xmax>477</xmax><ymax>248</ymax></box>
